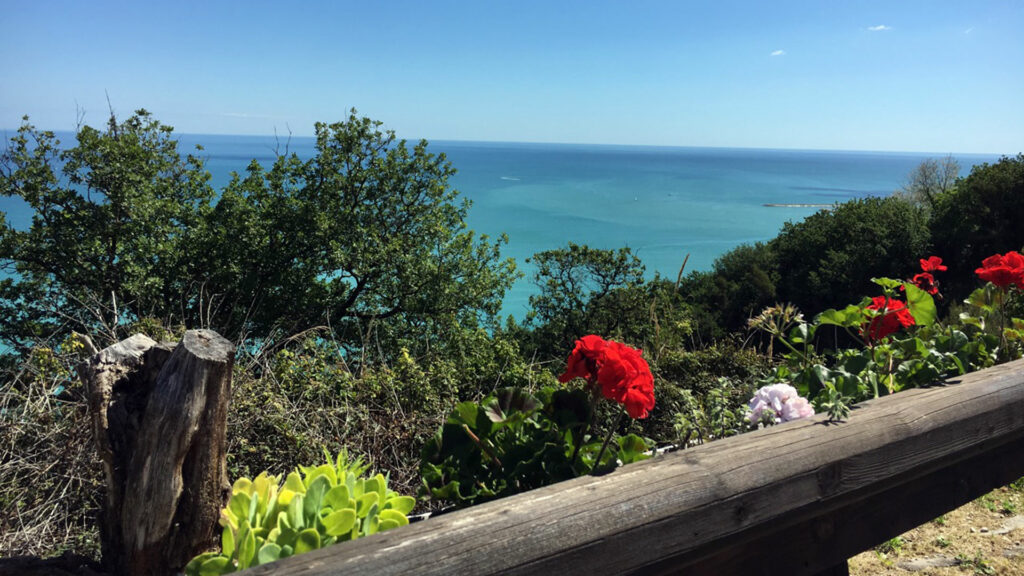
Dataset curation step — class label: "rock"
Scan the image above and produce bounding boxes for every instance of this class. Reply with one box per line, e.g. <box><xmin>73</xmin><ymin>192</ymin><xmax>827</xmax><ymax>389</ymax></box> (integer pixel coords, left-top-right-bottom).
<box><xmin>896</xmin><ymin>556</ymin><xmax>959</xmax><ymax>571</ymax></box>
<box><xmin>992</xmin><ymin>515</ymin><xmax>1024</xmax><ymax>536</ymax></box>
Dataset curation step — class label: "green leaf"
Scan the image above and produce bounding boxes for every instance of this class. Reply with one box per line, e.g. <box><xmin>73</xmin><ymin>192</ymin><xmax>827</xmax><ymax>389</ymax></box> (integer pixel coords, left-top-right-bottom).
<box><xmin>485</xmin><ymin>388</ymin><xmax>540</xmax><ymax>423</ymax></box>
<box><xmin>958</xmin><ymin>312</ymin><xmax>984</xmax><ymax>329</ymax></box>
<box><xmin>287</xmin><ymin>494</ymin><xmax>304</xmax><ymax>531</ymax></box>
<box><xmin>902</xmin><ymin>282</ymin><xmax>936</xmax><ymax>326</ymax></box>
<box><xmin>227</xmin><ymin>493</ymin><xmax>250</xmax><ymax>525</ymax></box>
<box><xmin>256</xmin><ymin>542</ymin><xmax>281</xmax><ymax>565</ymax></box>
<box><xmin>294</xmin><ymin>528</ymin><xmax>321</xmax><ymax>554</ymax></box>
<box><xmin>357</xmin><ymin>492</ymin><xmax>379</xmax><ymax>518</ymax></box>
<box><xmin>302</xmin><ymin>476</ymin><xmax>330</xmax><ymax>525</ymax></box>
<box><xmin>303</xmin><ymin>464</ymin><xmax>338</xmax><ymax>488</ymax></box>
<box><xmin>872</xmin><ymin>277</ymin><xmax>904</xmax><ymax>291</ymax></box>
<box><xmin>322</xmin><ymin>508</ymin><xmax>357</xmax><ymax>536</ymax></box>
<box><xmin>363</xmin><ymin>475</ymin><xmax>383</xmax><ymax>502</ymax></box>
<box><xmin>383</xmin><ymin>495</ymin><xmax>416</xmax><ymax>515</ymax></box>
<box><xmin>617</xmin><ymin>434</ymin><xmax>652</xmax><ymax>464</ymax></box>
<box><xmin>247</xmin><ymin>489</ymin><xmax>259</xmax><ymax>525</ymax></box>
<box><xmin>237</xmin><ymin>523</ymin><xmax>256</xmax><ymax>570</ymax></box>
<box><xmin>221</xmin><ymin>526</ymin><xmax>235</xmax><ymax>560</ymax></box>
<box><xmin>232</xmin><ymin>478</ymin><xmax>252</xmax><ymax>496</ymax></box>
<box><xmin>185</xmin><ymin>553</ymin><xmax>220</xmax><ymax>576</ymax></box>
<box><xmin>198</xmin><ymin>556</ymin><xmax>233</xmax><ymax>576</ymax></box>
<box><xmin>816</xmin><ymin>304</ymin><xmax>864</xmax><ymax>328</ymax></box>
<box><xmin>378</xmin><ymin>508</ymin><xmax>410</xmax><ymax>527</ymax></box>
<box><xmin>324</xmin><ymin>485</ymin><xmax>351</xmax><ymax>512</ymax></box>
<box><xmin>283</xmin><ymin>471</ymin><xmax>306</xmax><ymax>495</ymax></box>
<box><xmin>451</xmin><ymin>401</ymin><xmax>481</xmax><ymax>427</ymax></box>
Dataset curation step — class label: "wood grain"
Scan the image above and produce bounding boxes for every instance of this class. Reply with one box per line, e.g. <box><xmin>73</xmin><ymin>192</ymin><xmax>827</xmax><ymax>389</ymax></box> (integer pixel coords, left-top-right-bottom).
<box><xmin>80</xmin><ymin>330</ymin><xmax>234</xmax><ymax>576</ymax></box>
<box><xmin>246</xmin><ymin>358</ymin><xmax>1024</xmax><ymax>576</ymax></box>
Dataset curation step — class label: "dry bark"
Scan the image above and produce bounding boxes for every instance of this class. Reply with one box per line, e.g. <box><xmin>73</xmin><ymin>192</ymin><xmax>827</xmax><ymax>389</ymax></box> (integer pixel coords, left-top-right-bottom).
<box><xmin>79</xmin><ymin>330</ymin><xmax>234</xmax><ymax>576</ymax></box>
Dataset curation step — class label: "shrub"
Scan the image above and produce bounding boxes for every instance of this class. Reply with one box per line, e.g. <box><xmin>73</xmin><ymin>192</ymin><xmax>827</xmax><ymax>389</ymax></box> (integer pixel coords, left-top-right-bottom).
<box><xmin>771</xmin><ymin>196</ymin><xmax>930</xmax><ymax>316</ymax></box>
<box><xmin>0</xmin><ymin>337</ymin><xmax>102</xmax><ymax>560</ymax></box>
<box><xmin>931</xmin><ymin>154</ymin><xmax>1024</xmax><ymax>298</ymax></box>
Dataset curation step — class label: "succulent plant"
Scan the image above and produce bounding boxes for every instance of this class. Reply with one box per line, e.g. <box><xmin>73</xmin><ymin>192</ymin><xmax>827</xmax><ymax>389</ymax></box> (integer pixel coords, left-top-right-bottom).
<box><xmin>185</xmin><ymin>450</ymin><xmax>415</xmax><ymax>575</ymax></box>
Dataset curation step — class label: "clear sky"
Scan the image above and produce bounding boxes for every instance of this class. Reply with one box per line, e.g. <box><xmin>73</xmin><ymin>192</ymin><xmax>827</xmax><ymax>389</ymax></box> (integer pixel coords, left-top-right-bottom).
<box><xmin>1</xmin><ymin>0</ymin><xmax>1021</xmax><ymax>153</ymax></box>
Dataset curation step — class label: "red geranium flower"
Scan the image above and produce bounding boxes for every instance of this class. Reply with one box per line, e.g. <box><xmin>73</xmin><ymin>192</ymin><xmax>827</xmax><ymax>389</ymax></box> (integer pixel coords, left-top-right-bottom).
<box><xmin>558</xmin><ymin>334</ymin><xmax>607</xmax><ymax>384</ymax></box>
<box><xmin>975</xmin><ymin>251</ymin><xmax>1024</xmax><ymax>289</ymax></box>
<box><xmin>912</xmin><ymin>272</ymin><xmax>939</xmax><ymax>295</ymax></box>
<box><xmin>560</xmin><ymin>335</ymin><xmax>655</xmax><ymax>419</ymax></box>
<box><xmin>596</xmin><ymin>341</ymin><xmax>655</xmax><ymax>419</ymax></box>
<box><xmin>862</xmin><ymin>296</ymin><xmax>916</xmax><ymax>342</ymax></box>
<box><xmin>919</xmin><ymin>256</ymin><xmax>947</xmax><ymax>272</ymax></box>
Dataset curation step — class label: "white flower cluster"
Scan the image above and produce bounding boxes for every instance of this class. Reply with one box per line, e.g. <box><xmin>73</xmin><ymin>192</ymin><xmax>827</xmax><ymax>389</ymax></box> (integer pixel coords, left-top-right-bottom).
<box><xmin>747</xmin><ymin>383</ymin><xmax>814</xmax><ymax>424</ymax></box>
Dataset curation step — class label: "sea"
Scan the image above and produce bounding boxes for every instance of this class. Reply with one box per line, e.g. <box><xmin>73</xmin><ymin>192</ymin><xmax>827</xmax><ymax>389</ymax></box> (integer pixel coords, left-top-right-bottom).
<box><xmin>0</xmin><ymin>132</ymin><xmax>1004</xmax><ymax>319</ymax></box>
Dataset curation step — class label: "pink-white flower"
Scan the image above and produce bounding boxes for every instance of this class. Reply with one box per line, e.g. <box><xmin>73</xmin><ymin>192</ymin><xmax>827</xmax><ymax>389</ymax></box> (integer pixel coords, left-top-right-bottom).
<box><xmin>747</xmin><ymin>383</ymin><xmax>815</xmax><ymax>424</ymax></box>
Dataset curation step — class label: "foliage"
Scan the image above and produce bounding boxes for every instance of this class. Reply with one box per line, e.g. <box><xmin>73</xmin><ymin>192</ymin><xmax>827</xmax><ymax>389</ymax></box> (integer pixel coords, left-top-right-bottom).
<box><xmin>0</xmin><ymin>336</ymin><xmax>102</xmax><ymax>559</ymax></box>
<box><xmin>895</xmin><ymin>155</ymin><xmax>960</xmax><ymax>212</ymax></box>
<box><xmin>185</xmin><ymin>451</ymin><xmax>414</xmax><ymax>575</ymax></box>
<box><xmin>680</xmin><ymin>242</ymin><xmax>777</xmax><ymax>339</ymax></box>
<box><xmin>419</xmin><ymin>386</ymin><xmax>652</xmax><ymax>507</ymax></box>
<box><xmin>771</xmin><ymin>196</ymin><xmax>931</xmax><ymax>318</ymax></box>
<box><xmin>227</xmin><ymin>331</ymin><xmax>556</xmax><ymax>500</ymax></box>
<box><xmin>931</xmin><ymin>154</ymin><xmax>1024</xmax><ymax>298</ymax></box>
<box><xmin>672</xmin><ymin>378</ymin><xmax>751</xmax><ymax>447</ymax></box>
<box><xmin>197</xmin><ymin>111</ymin><xmax>518</xmax><ymax>353</ymax></box>
<box><xmin>678</xmin><ymin>196</ymin><xmax>930</xmax><ymax>338</ymax></box>
<box><xmin>523</xmin><ymin>243</ymin><xmax>647</xmax><ymax>356</ymax></box>
<box><xmin>0</xmin><ymin>111</ymin><xmax>214</xmax><ymax>354</ymax></box>
<box><xmin>0</xmin><ymin>110</ymin><xmax>517</xmax><ymax>366</ymax></box>
<box><xmin>750</xmin><ymin>258</ymin><xmax>1019</xmax><ymax>421</ymax></box>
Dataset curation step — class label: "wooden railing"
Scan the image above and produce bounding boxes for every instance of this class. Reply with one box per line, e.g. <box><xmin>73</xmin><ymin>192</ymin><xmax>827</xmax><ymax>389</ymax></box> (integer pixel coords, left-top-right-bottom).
<box><xmin>247</xmin><ymin>359</ymin><xmax>1024</xmax><ymax>576</ymax></box>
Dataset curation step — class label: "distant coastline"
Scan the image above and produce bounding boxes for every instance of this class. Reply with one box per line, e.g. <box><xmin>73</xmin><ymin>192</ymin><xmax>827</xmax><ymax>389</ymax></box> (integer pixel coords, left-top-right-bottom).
<box><xmin>763</xmin><ymin>203</ymin><xmax>834</xmax><ymax>208</ymax></box>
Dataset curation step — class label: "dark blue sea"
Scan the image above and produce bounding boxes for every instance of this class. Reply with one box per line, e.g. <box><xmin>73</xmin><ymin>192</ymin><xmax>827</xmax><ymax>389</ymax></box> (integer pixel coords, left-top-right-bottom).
<box><xmin>0</xmin><ymin>132</ymin><xmax>1004</xmax><ymax>318</ymax></box>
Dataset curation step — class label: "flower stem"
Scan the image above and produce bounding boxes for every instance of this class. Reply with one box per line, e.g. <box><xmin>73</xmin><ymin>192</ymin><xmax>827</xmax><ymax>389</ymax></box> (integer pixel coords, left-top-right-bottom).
<box><xmin>592</xmin><ymin>410</ymin><xmax>625</xmax><ymax>475</ymax></box>
<box><xmin>571</xmin><ymin>387</ymin><xmax>600</xmax><ymax>469</ymax></box>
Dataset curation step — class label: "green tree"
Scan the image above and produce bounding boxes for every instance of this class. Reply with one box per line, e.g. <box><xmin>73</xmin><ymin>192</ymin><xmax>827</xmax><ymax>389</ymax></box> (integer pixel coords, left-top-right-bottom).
<box><xmin>195</xmin><ymin>111</ymin><xmax>517</xmax><ymax>358</ymax></box>
<box><xmin>679</xmin><ymin>242</ymin><xmax>777</xmax><ymax>337</ymax></box>
<box><xmin>930</xmin><ymin>154</ymin><xmax>1024</xmax><ymax>297</ymax></box>
<box><xmin>1</xmin><ymin>110</ymin><xmax>517</xmax><ymax>360</ymax></box>
<box><xmin>522</xmin><ymin>243</ymin><xmax>646</xmax><ymax>357</ymax></box>
<box><xmin>0</xmin><ymin>111</ymin><xmax>214</xmax><ymax>352</ymax></box>
<box><xmin>771</xmin><ymin>196</ymin><xmax>930</xmax><ymax>315</ymax></box>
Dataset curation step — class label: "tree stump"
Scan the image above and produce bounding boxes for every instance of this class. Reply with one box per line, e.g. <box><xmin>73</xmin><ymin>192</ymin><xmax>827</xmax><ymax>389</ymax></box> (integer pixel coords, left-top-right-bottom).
<box><xmin>79</xmin><ymin>330</ymin><xmax>235</xmax><ymax>576</ymax></box>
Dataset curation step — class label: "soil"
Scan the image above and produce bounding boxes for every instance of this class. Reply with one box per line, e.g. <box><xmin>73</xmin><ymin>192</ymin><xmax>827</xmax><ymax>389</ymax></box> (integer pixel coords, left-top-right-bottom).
<box><xmin>850</xmin><ymin>484</ymin><xmax>1024</xmax><ymax>575</ymax></box>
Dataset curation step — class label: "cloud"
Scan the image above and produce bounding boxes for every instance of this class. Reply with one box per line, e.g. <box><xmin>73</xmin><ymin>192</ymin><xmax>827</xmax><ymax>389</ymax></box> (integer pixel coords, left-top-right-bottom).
<box><xmin>867</xmin><ymin>24</ymin><xmax>892</xmax><ymax>31</ymax></box>
<box><xmin>771</xmin><ymin>50</ymin><xmax>786</xmax><ymax>56</ymax></box>
<box><xmin>964</xmin><ymin>27</ymin><xmax>974</xmax><ymax>35</ymax></box>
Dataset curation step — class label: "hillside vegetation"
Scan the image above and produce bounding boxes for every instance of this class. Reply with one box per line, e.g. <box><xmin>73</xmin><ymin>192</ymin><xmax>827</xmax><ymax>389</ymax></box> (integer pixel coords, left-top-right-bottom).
<box><xmin>2</xmin><ymin>110</ymin><xmax>1022</xmax><ymax>562</ymax></box>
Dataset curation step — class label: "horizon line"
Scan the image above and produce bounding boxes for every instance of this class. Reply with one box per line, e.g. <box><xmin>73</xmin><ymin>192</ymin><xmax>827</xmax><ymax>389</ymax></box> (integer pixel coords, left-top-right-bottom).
<box><xmin>0</xmin><ymin>125</ymin><xmax>1016</xmax><ymax>158</ymax></box>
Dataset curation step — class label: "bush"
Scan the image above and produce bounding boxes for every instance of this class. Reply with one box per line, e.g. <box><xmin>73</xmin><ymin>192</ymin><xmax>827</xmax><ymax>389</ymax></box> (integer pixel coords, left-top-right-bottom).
<box><xmin>0</xmin><ymin>338</ymin><xmax>102</xmax><ymax>560</ymax></box>
<box><xmin>931</xmin><ymin>154</ymin><xmax>1024</xmax><ymax>297</ymax></box>
<box><xmin>771</xmin><ymin>196</ymin><xmax>930</xmax><ymax>316</ymax></box>
<box><xmin>679</xmin><ymin>242</ymin><xmax>777</xmax><ymax>338</ymax></box>
<box><xmin>227</xmin><ymin>330</ymin><xmax>555</xmax><ymax>501</ymax></box>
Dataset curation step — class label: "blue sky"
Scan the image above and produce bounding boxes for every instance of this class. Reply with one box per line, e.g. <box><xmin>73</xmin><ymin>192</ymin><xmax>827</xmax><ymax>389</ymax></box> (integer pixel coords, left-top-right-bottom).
<box><xmin>1</xmin><ymin>0</ymin><xmax>1021</xmax><ymax>153</ymax></box>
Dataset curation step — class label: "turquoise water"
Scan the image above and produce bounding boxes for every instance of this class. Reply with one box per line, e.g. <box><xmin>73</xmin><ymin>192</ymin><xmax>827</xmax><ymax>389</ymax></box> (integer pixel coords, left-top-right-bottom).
<box><xmin>0</xmin><ymin>133</ymin><xmax>1004</xmax><ymax>318</ymax></box>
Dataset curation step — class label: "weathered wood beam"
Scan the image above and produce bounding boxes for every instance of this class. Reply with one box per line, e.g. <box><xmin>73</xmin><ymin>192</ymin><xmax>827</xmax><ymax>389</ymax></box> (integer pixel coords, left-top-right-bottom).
<box><xmin>80</xmin><ymin>330</ymin><xmax>235</xmax><ymax>576</ymax></box>
<box><xmin>246</xmin><ymin>358</ymin><xmax>1024</xmax><ymax>576</ymax></box>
